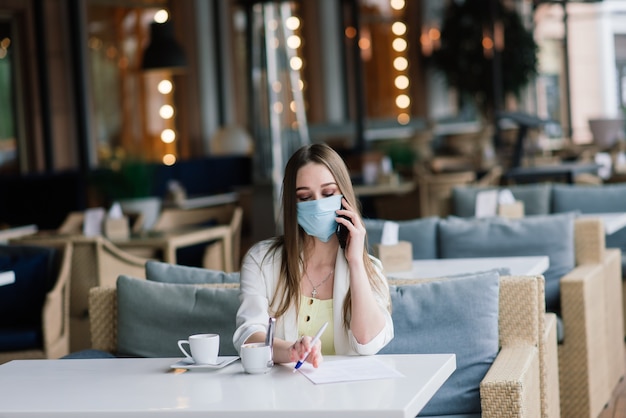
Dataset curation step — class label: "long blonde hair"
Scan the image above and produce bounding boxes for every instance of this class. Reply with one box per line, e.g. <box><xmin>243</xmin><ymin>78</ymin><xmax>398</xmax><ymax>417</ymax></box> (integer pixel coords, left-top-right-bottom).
<box><xmin>265</xmin><ymin>143</ymin><xmax>388</xmax><ymax>329</ymax></box>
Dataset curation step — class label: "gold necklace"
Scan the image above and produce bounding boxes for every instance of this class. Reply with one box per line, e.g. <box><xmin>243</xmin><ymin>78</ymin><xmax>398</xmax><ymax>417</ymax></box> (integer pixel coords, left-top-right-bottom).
<box><xmin>304</xmin><ymin>269</ymin><xmax>334</xmax><ymax>298</ymax></box>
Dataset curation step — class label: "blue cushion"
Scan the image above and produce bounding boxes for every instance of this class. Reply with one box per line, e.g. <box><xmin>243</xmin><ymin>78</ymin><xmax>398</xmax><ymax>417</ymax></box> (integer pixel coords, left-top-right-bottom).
<box><xmin>381</xmin><ymin>270</ymin><xmax>500</xmax><ymax>416</ymax></box>
<box><xmin>0</xmin><ymin>327</ymin><xmax>42</xmax><ymax>351</ymax></box>
<box><xmin>607</xmin><ymin>229</ymin><xmax>626</xmax><ymax>263</ymax></box>
<box><xmin>552</xmin><ymin>184</ymin><xmax>626</xmax><ymax>214</ymax></box>
<box><xmin>364</xmin><ymin>217</ymin><xmax>439</xmax><ymax>259</ymax></box>
<box><xmin>116</xmin><ymin>275</ymin><xmax>240</xmax><ymax>357</ymax></box>
<box><xmin>145</xmin><ymin>260</ymin><xmax>240</xmax><ymax>284</ymax></box>
<box><xmin>438</xmin><ymin>213</ymin><xmax>575</xmax><ymax>313</ymax></box>
<box><xmin>451</xmin><ymin>183</ymin><xmax>552</xmax><ymax>217</ymax></box>
<box><xmin>0</xmin><ymin>245</ymin><xmax>58</xmax><ymax>329</ymax></box>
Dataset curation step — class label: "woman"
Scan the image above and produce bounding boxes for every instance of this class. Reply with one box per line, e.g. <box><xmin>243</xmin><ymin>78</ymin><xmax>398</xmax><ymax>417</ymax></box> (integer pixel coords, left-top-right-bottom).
<box><xmin>233</xmin><ymin>143</ymin><xmax>393</xmax><ymax>368</ymax></box>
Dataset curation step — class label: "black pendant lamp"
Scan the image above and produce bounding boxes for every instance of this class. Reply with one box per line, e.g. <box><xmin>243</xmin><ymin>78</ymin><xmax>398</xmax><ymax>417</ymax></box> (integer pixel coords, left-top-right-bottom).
<box><xmin>141</xmin><ymin>21</ymin><xmax>187</xmax><ymax>71</ymax></box>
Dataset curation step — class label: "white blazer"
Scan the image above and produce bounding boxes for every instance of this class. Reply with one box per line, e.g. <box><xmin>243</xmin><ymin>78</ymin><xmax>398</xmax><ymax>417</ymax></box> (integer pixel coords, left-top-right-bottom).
<box><xmin>232</xmin><ymin>239</ymin><xmax>394</xmax><ymax>355</ymax></box>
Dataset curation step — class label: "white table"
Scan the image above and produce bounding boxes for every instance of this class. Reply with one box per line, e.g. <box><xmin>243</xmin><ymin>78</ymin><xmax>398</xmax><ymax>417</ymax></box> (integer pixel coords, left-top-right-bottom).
<box><xmin>387</xmin><ymin>255</ymin><xmax>550</xmax><ymax>280</ymax></box>
<box><xmin>0</xmin><ymin>354</ymin><xmax>456</xmax><ymax>418</ymax></box>
<box><xmin>578</xmin><ymin>212</ymin><xmax>626</xmax><ymax>235</ymax></box>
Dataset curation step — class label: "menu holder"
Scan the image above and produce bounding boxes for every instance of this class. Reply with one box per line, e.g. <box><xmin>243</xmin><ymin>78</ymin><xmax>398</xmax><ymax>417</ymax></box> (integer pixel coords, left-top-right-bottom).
<box><xmin>498</xmin><ymin>201</ymin><xmax>524</xmax><ymax>219</ymax></box>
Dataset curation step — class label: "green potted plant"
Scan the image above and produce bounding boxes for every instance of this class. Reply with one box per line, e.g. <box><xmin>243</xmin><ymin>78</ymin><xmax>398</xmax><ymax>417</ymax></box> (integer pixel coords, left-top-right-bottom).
<box><xmin>430</xmin><ymin>0</ymin><xmax>538</xmax><ymax>122</ymax></box>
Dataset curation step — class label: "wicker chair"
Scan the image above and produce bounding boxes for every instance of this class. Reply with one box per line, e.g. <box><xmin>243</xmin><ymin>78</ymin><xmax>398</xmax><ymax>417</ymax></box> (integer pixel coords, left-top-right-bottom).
<box><xmin>12</xmin><ymin>235</ymin><xmax>149</xmax><ymax>352</ymax></box>
<box><xmin>415</xmin><ymin>165</ymin><xmax>476</xmax><ymax>218</ymax></box>
<box><xmin>558</xmin><ymin>218</ymin><xmax>625</xmax><ymax>418</ymax></box>
<box><xmin>89</xmin><ymin>275</ymin><xmax>552</xmax><ymax>417</ymax></box>
<box><xmin>151</xmin><ymin>203</ymin><xmax>244</xmax><ymax>272</ymax></box>
<box><xmin>387</xmin><ymin>274</ymin><xmax>556</xmax><ymax>418</ymax></box>
<box><xmin>0</xmin><ymin>243</ymin><xmax>72</xmax><ymax>364</ymax></box>
<box><xmin>415</xmin><ymin>164</ymin><xmax>503</xmax><ymax>218</ymax></box>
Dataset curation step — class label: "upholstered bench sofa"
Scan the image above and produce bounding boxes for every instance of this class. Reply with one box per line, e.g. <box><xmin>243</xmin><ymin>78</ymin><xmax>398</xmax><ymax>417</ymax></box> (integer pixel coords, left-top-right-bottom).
<box><xmin>452</xmin><ymin>182</ymin><xmax>626</xmax><ymax>356</ymax></box>
<box><xmin>365</xmin><ymin>213</ymin><xmax>622</xmax><ymax>418</ymax></box>
<box><xmin>87</xmin><ymin>261</ymin><xmax>548</xmax><ymax>417</ymax></box>
<box><xmin>451</xmin><ymin>182</ymin><xmax>626</xmax><ymax>275</ymax></box>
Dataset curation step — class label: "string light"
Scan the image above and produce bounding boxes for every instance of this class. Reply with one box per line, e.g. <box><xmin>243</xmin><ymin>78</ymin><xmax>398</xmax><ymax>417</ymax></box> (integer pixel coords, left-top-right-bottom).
<box><xmin>390</xmin><ymin>0</ymin><xmax>410</xmax><ymax>124</ymax></box>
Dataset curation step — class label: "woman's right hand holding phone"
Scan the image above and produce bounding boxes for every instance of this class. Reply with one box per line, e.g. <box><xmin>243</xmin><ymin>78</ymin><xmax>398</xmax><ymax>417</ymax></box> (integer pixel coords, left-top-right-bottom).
<box><xmin>335</xmin><ymin>198</ymin><xmax>366</xmax><ymax>263</ymax></box>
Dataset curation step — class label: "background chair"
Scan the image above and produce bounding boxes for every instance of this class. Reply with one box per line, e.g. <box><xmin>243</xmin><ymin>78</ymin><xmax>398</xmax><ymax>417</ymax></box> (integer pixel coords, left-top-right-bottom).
<box><xmin>151</xmin><ymin>203</ymin><xmax>243</xmax><ymax>272</ymax></box>
<box><xmin>0</xmin><ymin>243</ymin><xmax>72</xmax><ymax>364</ymax></box>
<box><xmin>559</xmin><ymin>218</ymin><xmax>624</xmax><ymax>418</ymax></box>
<box><xmin>56</xmin><ymin>211</ymin><xmax>85</xmax><ymax>235</ymax></box>
<box><xmin>367</xmin><ymin>213</ymin><xmax>623</xmax><ymax>418</ymax></box>
<box><xmin>415</xmin><ymin>163</ymin><xmax>502</xmax><ymax>218</ymax></box>
<box><xmin>11</xmin><ymin>235</ymin><xmax>149</xmax><ymax>352</ymax></box>
<box><xmin>450</xmin><ymin>183</ymin><xmax>626</xmax><ymax>417</ymax></box>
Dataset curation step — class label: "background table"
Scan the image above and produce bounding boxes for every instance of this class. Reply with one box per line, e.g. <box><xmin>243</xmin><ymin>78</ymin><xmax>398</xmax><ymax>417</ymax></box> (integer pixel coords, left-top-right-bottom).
<box><xmin>387</xmin><ymin>255</ymin><xmax>549</xmax><ymax>280</ymax></box>
<box><xmin>578</xmin><ymin>212</ymin><xmax>626</xmax><ymax>235</ymax></box>
<box><xmin>0</xmin><ymin>354</ymin><xmax>455</xmax><ymax>418</ymax></box>
<box><xmin>503</xmin><ymin>162</ymin><xmax>601</xmax><ymax>184</ymax></box>
<box><xmin>112</xmin><ymin>224</ymin><xmax>232</xmax><ymax>267</ymax></box>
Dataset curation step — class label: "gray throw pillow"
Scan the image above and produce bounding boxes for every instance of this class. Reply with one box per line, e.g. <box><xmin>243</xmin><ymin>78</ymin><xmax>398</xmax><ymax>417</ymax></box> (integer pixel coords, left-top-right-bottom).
<box><xmin>116</xmin><ymin>275</ymin><xmax>240</xmax><ymax>357</ymax></box>
<box><xmin>381</xmin><ymin>270</ymin><xmax>500</xmax><ymax>416</ymax></box>
<box><xmin>364</xmin><ymin>217</ymin><xmax>439</xmax><ymax>259</ymax></box>
<box><xmin>145</xmin><ymin>260</ymin><xmax>240</xmax><ymax>284</ymax></box>
<box><xmin>451</xmin><ymin>183</ymin><xmax>552</xmax><ymax>217</ymax></box>
<box><xmin>438</xmin><ymin>213</ymin><xmax>575</xmax><ymax>313</ymax></box>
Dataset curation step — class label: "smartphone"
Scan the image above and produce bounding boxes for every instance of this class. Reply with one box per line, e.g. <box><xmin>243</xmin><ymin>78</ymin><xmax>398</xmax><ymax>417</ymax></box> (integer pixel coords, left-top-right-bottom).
<box><xmin>336</xmin><ymin>205</ymin><xmax>352</xmax><ymax>249</ymax></box>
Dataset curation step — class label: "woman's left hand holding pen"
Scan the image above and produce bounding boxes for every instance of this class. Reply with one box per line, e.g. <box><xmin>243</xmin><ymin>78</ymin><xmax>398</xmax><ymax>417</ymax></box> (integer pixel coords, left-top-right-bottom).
<box><xmin>289</xmin><ymin>335</ymin><xmax>323</xmax><ymax>368</ymax></box>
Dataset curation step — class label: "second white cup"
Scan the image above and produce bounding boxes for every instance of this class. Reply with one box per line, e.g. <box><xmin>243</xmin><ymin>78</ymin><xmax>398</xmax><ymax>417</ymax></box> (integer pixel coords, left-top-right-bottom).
<box><xmin>240</xmin><ymin>342</ymin><xmax>272</xmax><ymax>374</ymax></box>
<box><xmin>177</xmin><ymin>333</ymin><xmax>220</xmax><ymax>365</ymax></box>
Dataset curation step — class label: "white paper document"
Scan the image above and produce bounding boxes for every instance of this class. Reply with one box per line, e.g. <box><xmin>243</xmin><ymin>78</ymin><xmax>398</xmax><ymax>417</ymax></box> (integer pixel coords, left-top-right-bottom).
<box><xmin>296</xmin><ymin>357</ymin><xmax>404</xmax><ymax>384</ymax></box>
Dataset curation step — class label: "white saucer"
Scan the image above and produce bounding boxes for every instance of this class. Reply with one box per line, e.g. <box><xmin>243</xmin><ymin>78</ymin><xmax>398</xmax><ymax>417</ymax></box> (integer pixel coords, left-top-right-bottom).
<box><xmin>170</xmin><ymin>356</ymin><xmax>240</xmax><ymax>370</ymax></box>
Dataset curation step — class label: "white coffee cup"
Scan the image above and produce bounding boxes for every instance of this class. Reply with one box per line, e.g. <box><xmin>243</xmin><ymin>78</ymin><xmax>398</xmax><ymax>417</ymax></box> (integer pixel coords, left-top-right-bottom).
<box><xmin>177</xmin><ymin>333</ymin><xmax>220</xmax><ymax>365</ymax></box>
<box><xmin>240</xmin><ymin>342</ymin><xmax>272</xmax><ymax>374</ymax></box>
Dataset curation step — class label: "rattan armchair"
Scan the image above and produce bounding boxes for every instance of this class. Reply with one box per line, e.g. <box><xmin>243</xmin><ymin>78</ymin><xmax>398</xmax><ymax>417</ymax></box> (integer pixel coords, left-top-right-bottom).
<box><xmin>151</xmin><ymin>203</ymin><xmax>244</xmax><ymax>272</ymax></box>
<box><xmin>388</xmin><ymin>274</ymin><xmax>557</xmax><ymax>418</ymax></box>
<box><xmin>415</xmin><ymin>163</ymin><xmax>503</xmax><ymax>218</ymax></box>
<box><xmin>12</xmin><ymin>235</ymin><xmax>149</xmax><ymax>352</ymax></box>
<box><xmin>558</xmin><ymin>218</ymin><xmax>625</xmax><ymax>418</ymax></box>
<box><xmin>0</xmin><ymin>243</ymin><xmax>72</xmax><ymax>364</ymax></box>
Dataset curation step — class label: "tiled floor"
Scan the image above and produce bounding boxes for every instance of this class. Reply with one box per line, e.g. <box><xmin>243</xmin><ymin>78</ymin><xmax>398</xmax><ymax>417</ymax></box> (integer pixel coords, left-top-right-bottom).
<box><xmin>599</xmin><ymin>343</ymin><xmax>626</xmax><ymax>418</ymax></box>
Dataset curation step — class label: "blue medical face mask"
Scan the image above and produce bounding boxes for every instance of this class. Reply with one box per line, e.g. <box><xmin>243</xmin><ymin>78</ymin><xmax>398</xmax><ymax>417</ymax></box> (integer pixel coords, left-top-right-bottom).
<box><xmin>297</xmin><ymin>194</ymin><xmax>343</xmax><ymax>242</ymax></box>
